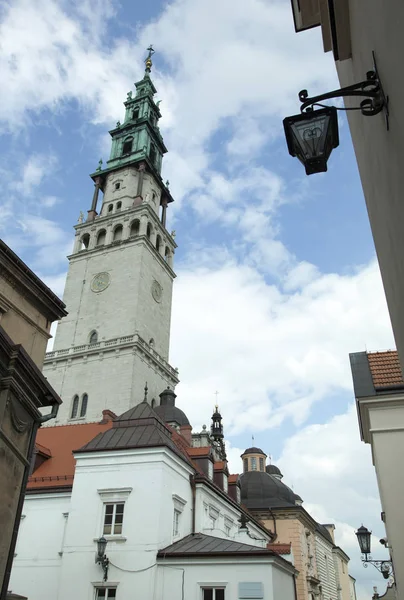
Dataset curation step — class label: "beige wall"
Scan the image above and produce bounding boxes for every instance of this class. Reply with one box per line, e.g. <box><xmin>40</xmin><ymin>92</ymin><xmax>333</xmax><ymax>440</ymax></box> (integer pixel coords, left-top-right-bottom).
<box><xmin>262</xmin><ymin>515</ymin><xmax>316</xmax><ymax>600</ymax></box>
<box><xmin>335</xmin><ymin>0</ymin><xmax>404</xmax><ymax>377</ymax></box>
<box><xmin>0</xmin><ymin>276</ymin><xmax>51</xmax><ymax>367</ymax></box>
<box><xmin>365</xmin><ymin>399</ymin><xmax>404</xmax><ymax>598</ymax></box>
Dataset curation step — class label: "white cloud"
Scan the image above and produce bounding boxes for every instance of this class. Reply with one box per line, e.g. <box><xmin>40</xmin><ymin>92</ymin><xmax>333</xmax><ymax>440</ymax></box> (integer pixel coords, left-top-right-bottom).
<box><xmin>172</xmin><ymin>257</ymin><xmax>393</xmax><ymax>434</ymax></box>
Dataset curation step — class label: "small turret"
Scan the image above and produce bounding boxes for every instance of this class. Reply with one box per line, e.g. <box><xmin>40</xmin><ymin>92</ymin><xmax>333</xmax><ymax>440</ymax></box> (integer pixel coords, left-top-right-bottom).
<box><xmin>211</xmin><ymin>405</ymin><xmax>224</xmax><ymax>441</ymax></box>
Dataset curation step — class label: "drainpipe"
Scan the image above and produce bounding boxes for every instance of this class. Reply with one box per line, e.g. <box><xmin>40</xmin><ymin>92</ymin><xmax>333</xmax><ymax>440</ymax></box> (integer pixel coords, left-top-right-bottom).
<box><xmin>268</xmin><ymin>508</ymin><xmax>278</xmax><ymax>542</ymax></box>
<box><xmin>190</xmin><ymin>475</ymin><xmax>196</xmax><ymax>535</ymax></box>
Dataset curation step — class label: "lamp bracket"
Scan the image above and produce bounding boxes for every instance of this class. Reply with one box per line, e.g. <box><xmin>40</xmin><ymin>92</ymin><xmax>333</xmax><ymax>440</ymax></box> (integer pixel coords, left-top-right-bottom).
<box><xmin>299</xmin><ymin>52</ymin><xmax>389</xmax><ymax>130</ymax></box>
<box><xmin>96</xmin><ymin>554</ymin><xmax>110</xmax><ymax>582</ymax></box>
<box><xmin>362</xmin><ymin>556</ymin><xmax>394</xmax><ymax>580</ymax></box>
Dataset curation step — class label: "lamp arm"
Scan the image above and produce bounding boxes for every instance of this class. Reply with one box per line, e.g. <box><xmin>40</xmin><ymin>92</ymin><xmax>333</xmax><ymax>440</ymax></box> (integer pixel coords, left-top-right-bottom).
<box><xmin>300</xmin><ymin>77</ymin><xmax>384</xmax><ymax>116</ymax></box>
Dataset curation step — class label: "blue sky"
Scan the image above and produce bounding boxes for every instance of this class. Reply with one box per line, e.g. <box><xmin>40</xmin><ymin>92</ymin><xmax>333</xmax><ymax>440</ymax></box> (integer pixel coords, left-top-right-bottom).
<box><xmin>0</xmin><ymin>0</ymin><xmax>394</xmax><ymax>595</ymax></box>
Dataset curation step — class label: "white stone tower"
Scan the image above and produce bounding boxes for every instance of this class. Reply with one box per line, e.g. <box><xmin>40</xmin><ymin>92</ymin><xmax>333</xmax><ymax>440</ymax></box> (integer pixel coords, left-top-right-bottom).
<box><xmin>43</xmin><ymin>47</ymin><xmax>179</xmax><ymax>424</ymax></box>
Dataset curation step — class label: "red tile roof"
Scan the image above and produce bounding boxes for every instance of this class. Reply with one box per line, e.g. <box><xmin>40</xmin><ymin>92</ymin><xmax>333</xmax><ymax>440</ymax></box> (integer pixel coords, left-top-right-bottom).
<box><xmin>28</xmin><ymin>421</ymin><xmax>112</xmax><ymax>491</ymax></box>
<box><xmin>229</xmin><ymin>474</ymin><xmax>239</xmax><ymax>484</ymax></box>
<box><xmin>266</xmin><ymin>542</ymin><xmax>291</xmax><ymax>555</ymax></box>
<box><xmin>187</xmin><ymin>447</ymin><xmax>212</xmax><ymax>457</ymax></box>
<box><xmin>367</xmin><ymin>351</ymin><xmax>404</xmax><ymax>389</ymax></box>
<box><xmin>214</xmin><ymin>461</ymin><xmax>227</xmax><ymax>471</ymax></box>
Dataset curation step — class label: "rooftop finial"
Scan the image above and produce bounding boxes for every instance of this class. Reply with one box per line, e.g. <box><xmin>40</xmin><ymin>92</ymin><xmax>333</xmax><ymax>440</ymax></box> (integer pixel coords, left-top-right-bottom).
<box><xmin>144</xmin><ymin>382</ymin><xmax>148</xmax><ymax>402</ymax></box>
<box><xmin>252</xmin><ymin>434</ymin><xmax>254</xmax><ymax>445</ymax></box>
<box><xmin>145</xmin><ymin>45</ymin><xmax>155</xmax><ymax>73</ymax></box>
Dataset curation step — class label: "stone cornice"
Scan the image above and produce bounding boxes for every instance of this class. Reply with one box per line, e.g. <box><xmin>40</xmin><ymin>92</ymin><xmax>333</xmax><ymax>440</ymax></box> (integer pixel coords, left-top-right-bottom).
<box><xmin>44</xmin><ymin>333</ymin><xmax>179</xmax><ymax>384</ymax></box>
<box><xmin>0</xmin><ymin>240</ymin><xmax>67</xmax><ymax>322</ymax></box>
<box><xmin>356</xmin><ymin>393</ymin><xmax>404</xmax><ymax>443</ymax></box>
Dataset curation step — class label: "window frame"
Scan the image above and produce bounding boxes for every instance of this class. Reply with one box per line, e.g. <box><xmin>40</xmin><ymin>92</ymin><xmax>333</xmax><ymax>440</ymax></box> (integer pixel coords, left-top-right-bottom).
<box><xmin>103</xmin><ymin>502</ymin><xmax>124</xmax><ymax>536</ymax></box>
<box><xmin>200</xmin><ymin>585</ymin><xmax>226</xmax><ymax>600</ymax></box>
<box><xmin>251</xmin><ymin>457</ymin><xmax>257</xmax><ymax>471</ymax></box>
<box><xmin>97</xmin><ymin>488</ymin><xmax>132</xmax><ymax>540</ymax></box>
<box><xmin>94</xmin><ymin>587</ymin><xmax>117</xmax><ymax>600</ymax></box>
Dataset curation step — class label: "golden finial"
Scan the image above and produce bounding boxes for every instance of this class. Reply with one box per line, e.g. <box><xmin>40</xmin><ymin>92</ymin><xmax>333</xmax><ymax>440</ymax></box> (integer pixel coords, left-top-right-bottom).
<box><xmin>145</xmin><ymin>45</ymin><xmax>155</xmax><ymax>73</ymax></box>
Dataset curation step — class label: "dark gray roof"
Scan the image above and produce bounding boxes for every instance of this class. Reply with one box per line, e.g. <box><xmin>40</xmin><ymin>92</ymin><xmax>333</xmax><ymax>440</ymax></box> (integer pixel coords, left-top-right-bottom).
<box><xmin>76</xmin><ymin>402</ymin><xmax>193</xmax><ymax>467</ymax></box>
<box><xmin>349</xmin><ymin>351</ymin><xmax>376</xmax><ymax>397</ymax></box>
<box><xmin>315</xmin><ymin>523</ymin><xmax>334</xmax><ymax>545</ymax></box>
<box><xmin>154</xmin><ymin>404</ymin><xmax>190</xmax><ymax>426</ymax></box>
<box><xmin>157</xmin><ymin>533</ymin><xmax>276</xmax><ymax>557</ymax></box>
<box><xmin>243</xmin><ymin>447</ymin><xmax>266</xmax><ymax>456</ymax></box>
<box><xmin>240</xmin><ymin>471</ymin><xmax>297</xmax><ymax>509</ymax></box>
<box><xmin>266</xmin><ymin>464</ymin><xmax>282</xmax><ymax>476</ymax></box>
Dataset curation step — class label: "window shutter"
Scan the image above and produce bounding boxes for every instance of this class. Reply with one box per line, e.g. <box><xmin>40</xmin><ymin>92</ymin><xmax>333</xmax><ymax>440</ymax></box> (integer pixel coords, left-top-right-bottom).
<box><xmin>238</xmin><ymin>582</ymin><xmax>264</xmax><ymax>599</ymax></box>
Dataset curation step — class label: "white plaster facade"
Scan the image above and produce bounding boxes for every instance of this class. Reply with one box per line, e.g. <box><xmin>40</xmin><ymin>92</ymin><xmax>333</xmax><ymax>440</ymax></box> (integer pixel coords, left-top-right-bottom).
<box><xmin>357</xmin><ymin>393</ymin><xmax>404</xmax><ymax>597</ymax></box>
<box><xmin>315</xmin><ymin>532</ymin><xmax>338</xmax><ymax>600</ymax></box>
<box><xmin>10</xmin><ymin>445</ymin><xmax>297</xmax><ymax>600</ymax></box>
<box><xmin>43</xmin><ymin>166</ymin><xmax>178</xmax><ymax>425</ymax></box>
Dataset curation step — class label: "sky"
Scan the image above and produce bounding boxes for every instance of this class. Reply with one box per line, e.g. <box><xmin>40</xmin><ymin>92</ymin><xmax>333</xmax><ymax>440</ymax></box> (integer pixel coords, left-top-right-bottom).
<box><xmin>0</xmin><ymin>0</ymin><xmax>395</xmax><ymax>596</ymax></box>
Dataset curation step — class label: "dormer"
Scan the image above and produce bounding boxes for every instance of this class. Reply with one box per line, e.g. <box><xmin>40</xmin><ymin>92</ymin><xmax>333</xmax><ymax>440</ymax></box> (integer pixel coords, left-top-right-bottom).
<box><xmin>228</xmin><ymin>474</ymin><xmax>241</xmax><ymax>504</ymax></box>
<box><xmin>214</xmin><ymin>461</ymin><xmax>229</xmax><ymax>492</ymax></box>
<box><xmin>187</xmin><ymin>447</ymin><xmax>215</xmax><ymax>481</ymax></box>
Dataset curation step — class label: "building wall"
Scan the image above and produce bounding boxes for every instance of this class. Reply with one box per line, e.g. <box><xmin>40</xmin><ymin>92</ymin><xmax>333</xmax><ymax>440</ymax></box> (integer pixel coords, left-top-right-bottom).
<box><xmin>53</xmin><ymin>234</ymin><xmax>174</xmax><ymax>358</ymax></box>
<box><xmin>43</xmin><ymin>339</ymin><xmax>178</xmax><ymax>424</ymax></box>
<box><xmin>9</xmin><ymin>446</ymin><xmax>291</xmax><ymax>600</ymax></box>
<box><xmin>154</xmin><ymin>557</ymin><xmax>295</xmax><ymax>600</ymax></box>
<box><xmin>0</xmin><ymin>275</ymin><xmax>51</xmax><ymax>367</ymax></box>
<box><xmin>333</xmin><ymin>550</ymin><xmax>351</xmax><ymax>600</ymax></box>
<box><xmin>366</xmin><ymin>400</ymin><xmax>404</xmax><ymax>598</ymax></box>
<box><xmin>10</xmin><ymin>493</ymin><xmax>71</xmax><ymax>600</ymax></box>
<box><xmin>335</xmin><ymin>0</ymin><xmax>404</xmax><ymax>377</ymax></box>
<box><xmin>315</xmin><ymin>533</ymin><xmax>338</xmax><ymax>600</ymax></box>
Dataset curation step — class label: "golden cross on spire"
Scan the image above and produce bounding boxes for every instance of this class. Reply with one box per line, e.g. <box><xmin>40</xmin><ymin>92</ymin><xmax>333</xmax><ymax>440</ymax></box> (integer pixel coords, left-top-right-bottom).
<box><xmin>145</xmin><ymin>45</ymin><xmax>155</xmax><ymax>73</ymax></box>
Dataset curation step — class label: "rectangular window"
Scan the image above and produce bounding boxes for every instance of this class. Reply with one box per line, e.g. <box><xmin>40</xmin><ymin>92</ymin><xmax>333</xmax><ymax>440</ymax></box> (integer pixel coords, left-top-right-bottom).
<box><xmin>103</xmin><ymin>503</ymin><xmax>124</xmax><ymax>535</ymax></box>
<box><xmin>173</xmin><ymin>509</ymin><xmax>180</xmax><ymax>536</ymax></box>
<box><xmin>251</xmin><ymin>457</ymin><xmax>257</xmax><ymax>471</ymax></box>
<box><xmin>259</xmin><ymin>457</ymin><xmax>264</xmax><ymax>471</ymax></box>
<box><xmin>202</xmin><ymin>589</ymin><xmax>225</xmax><ymax>600</ymax></box>
<box><xmin>95</xmin><ymin>588</ymin><xmax>116</xmax><ymax>599</ymax></box>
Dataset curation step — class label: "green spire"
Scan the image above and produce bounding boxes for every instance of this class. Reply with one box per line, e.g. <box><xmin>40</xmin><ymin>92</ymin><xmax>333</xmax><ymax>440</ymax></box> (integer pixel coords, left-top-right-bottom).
<box><xmin>99</xmin><ymin>47</ymin><xmax>167</xmax><ymax>177</ymax></box>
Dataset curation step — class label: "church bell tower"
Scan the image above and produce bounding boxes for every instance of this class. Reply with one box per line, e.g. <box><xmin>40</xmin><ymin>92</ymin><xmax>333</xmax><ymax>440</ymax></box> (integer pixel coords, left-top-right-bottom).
<box><xmin>43</xmin><ymin>47</ymin><xmax>179</xmax><ymax>424</ymax></box>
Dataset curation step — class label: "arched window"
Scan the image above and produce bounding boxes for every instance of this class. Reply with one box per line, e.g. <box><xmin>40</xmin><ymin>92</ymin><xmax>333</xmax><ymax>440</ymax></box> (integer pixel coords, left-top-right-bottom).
<box><xmin>114</xmin><ymin>182</ymin><xmax>120</xmax><ymax>190</ymax></box>
<box><xmin>71</xmin><ymin>395</ymin><xmax>79</xmax><ymax>419</ymax></box>
<box><xmin>146</xmin><ymin>223</ymin><xmax>152</xmax><ymax>240</ymax></box>
<box><xmin>80</xmin><ymin>394</ymin><xmax>88</xmax><ymax>417</ymax></box>
<box><xmin>122</xmin><ymin>137</ymin><xmax>133</xmax><ymax>155</ymax></box>
<box><xmin>96</xmin><ymin>230</ymin><xmax>106</xmax><ymax>246</ymax></box>
<box><xmin>156</xmin><ymin>235</ymin><xmax>161</xmax><ymax>252</ymax></box>
<box><xmin>130</xmin><ymin>220</ymin><xmax>140</xmax><ymax>237</ymax></box>
<box><xmin>89</xmin><ymin>331</ymin><xmax>98</xmax><ymax>344</ymax></box>
<box><xmin>116</xmin><ymin>201</ymin><xmax>122</xmax><ymax>211</ymax></box>
<box><xmin>149</xmin><ymin>144</ymin><xmax>156</xmax><ymax>164</ymax></box>
<box><xmin>164</xmin><ymin>246</ymin><xmax>170</xmax><ymax>261</ymax></box>
<box><xmin>149</xmin><ymin>338</ymin><xmax>155</xmax><ymax>348</ymax></box>
<box><xmin>132</xmin><ymin>106</ymin><xmax>139</xmax><ymax>120</ymax></box>
<box><xmin>152</xmin><ymin>191</ymin><xmax>157</xmax><ymax>204</ymax></box>
<box><xmin>108</xmin><ymin>204</ymin><xmax>113</xmax><ymax>213</ymax></box>
<box><xmin>151</xmin><ymin>398</ymin><xmax>156</xmax><ymax>408</ymax></box>
<box><xmin>113</xmin><ymin>225</ymin><xmax>123</xmax><ymax>242</ymax></box>
<box><xmin>80</xmin><ymin>233</ymin><xmax>90</xmax><ymax>250</ymax></box>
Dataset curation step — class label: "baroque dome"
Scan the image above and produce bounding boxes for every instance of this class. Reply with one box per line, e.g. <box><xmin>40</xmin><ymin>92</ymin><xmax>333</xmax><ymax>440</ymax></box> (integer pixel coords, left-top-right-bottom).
<box><xmin>242</xmin><ymin>447</ymin><xmax>266</xmax><ymax>455</ymax></box>
<box><xmin>239</xmin><ymin>470</ymin><xmax>297</xmax><ymax>509</ymax></box>
<box><xmin>153</xmin><ymin>387</ymin><xmax>190</xmax><ymax>427</ymax></box>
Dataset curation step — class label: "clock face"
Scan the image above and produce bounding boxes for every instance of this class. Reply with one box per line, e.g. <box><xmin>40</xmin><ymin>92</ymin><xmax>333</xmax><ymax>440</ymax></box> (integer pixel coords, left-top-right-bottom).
<box><xmin>151</xmin><ymin>280</ymin><xmax>163</xmax><ymax>303</ymax></box>
<box><xmin>91</xmin><ymin>272</ymin><xmax>111</xmax><ymax>293</ymax></box>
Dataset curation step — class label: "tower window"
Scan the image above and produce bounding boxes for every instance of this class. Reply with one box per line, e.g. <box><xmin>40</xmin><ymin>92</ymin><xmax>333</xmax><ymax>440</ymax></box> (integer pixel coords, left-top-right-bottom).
<box><xmin>89</xmin><ymin>331</ymin><xmax>98</xmax><ymax>344</ymax></box>
<box><xmin>71</xmin><ymin>395</ymin><xmax>79</xmax><ymax>419</ymax></box>
<box><xmin>116</xmin><ymin>201</ymin><xmax>122</xmax><ymax>211</ymax></box>
<box><xmin>113</xmin><ymin>225</ymin><xmax>123</xmax><ymax>241</ymax></box>
<box><xmin>130</xmin><ymin>220</ymin><xmax>140</xmax><ymax>237</ymax></box>
<box><xmin>108</xmin><ymin>204</ymin><xmax>113</xmax><ymax>213</ymax></box>
<box><xmin>96</xmin><ymin>230</ymin><xmax>106</xmax><ymax>246</ymax></box>
<box><xmin>259</xmin><ymin>457</ymin><xmax>264</xmax><ymax>471</ymax></box>
<box><xmin>146</xmin><ymin>223</ymin><xmax>152</xmax><ymax>239</ymax></box>
<box><xmin>156</xmin><ymin>235</ymin><xmax>161</xmax><ymax>252</ymax></box>
<box><xmin>80</xmin><ymin>394</ymin><xmax>88</xmax><ymax>417</ymax></box>
<box><xmin>114</xmin><ymin>182</ymin><xmax>120</xmax><ymax>190</ymax></box>
<box><xmin>251</xmin><ymin>457</ymin><xmax>257</xmax><ymax>471</ymax></box>
<box><xmin>149</xmin><ymin>144</ymin><xmax>156</xmax><ymax>165</ymax></box>
<box><xmin>122</xmin><ymin>137</ymin><xmax>133</xmax><ymax>155</ymax></box>
<box><xmin>80</xmin><ymin>233</ymin><xmax>90</xmax><ymax>250</ymax></box>
<box><xmin>243</xmin><ymin>458</ymin><xmax>248</xmax><ymax>473</ymax></box>
<box><xmin>132</xmin><ymin>106</ymin><xmax>139</xmax><ymax>119</ymax></box>
<box><xmin>164</xmin><ymin>246</ymin><xmax>171</xmax><ymax>262</ymax></box>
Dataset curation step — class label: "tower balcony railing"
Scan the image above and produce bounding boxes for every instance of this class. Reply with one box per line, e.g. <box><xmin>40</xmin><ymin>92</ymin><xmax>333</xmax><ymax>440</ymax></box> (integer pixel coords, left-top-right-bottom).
<box><xmin>45</xmin><ymin>334</ymin><xmax>179</xmax><ymax>378</ymax></box>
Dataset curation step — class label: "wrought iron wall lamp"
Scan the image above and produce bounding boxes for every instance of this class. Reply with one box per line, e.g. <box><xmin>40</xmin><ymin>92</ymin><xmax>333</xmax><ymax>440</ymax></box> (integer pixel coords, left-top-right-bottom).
<box><xmin>95</xmin><ymin>536</ymin><xmax>110</xmax><ymax>581</ymax></box>
<box><xmin>283</xmin><ymin>52</ymin><xmax>389</xmax><ymax>175</ymax></box>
